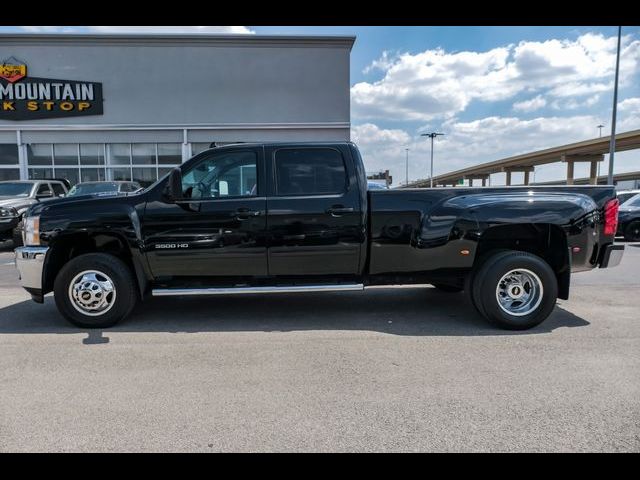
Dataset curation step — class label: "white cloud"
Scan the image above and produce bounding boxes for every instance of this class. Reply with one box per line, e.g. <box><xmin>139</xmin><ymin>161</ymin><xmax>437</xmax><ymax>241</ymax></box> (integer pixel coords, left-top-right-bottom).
<box><xmin>353</xmin><ymin>97</ymin><xmax>640</xmax><ymax>186</ymax></box>
<box><xmin>19</xmin><ymin>26</ymin><xmax>254</xmax><ymax>34</ymax></box>
<box><xmin>619</xmin><ymin>97</ymin><xmax>640</xmax><ymax>112</ymax></box>
<box><xmin>352</xmin><ymin>32</ymin><xmax>640</xmax><ymax>122</ymax></box>
<box><xmin>513</xmin><ymin>95</ymin><xmax>547</xmax><ymax>112</ymax></box>
<box><xmin>550</xmin><ymin>94</ymin><xmax>601</xmax><ymax>110</ymax></box>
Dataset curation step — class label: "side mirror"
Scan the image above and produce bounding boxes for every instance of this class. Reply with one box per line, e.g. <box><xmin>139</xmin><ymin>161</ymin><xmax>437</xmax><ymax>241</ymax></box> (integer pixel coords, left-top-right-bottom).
<box><xmin>163</xmin><ymin>167</ymin><xmax>183</xmax><ymax>202</ymax></box>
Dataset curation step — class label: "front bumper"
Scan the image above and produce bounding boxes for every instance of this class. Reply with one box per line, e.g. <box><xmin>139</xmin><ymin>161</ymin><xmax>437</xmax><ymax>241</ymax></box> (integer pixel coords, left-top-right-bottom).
<box><xmin>14</xmin><ymin>246</ymin><xmax>49</xmax><ymax>302</ymax></box>
<box><xmin>599</xmin><ymin>243</ymin><xmax>625</xmax><ymax>269</ymax></box>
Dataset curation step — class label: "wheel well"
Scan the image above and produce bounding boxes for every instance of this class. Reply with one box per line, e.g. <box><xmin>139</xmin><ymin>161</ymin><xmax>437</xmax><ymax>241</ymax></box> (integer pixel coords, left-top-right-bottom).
<box><xmin>474</xmin><ymin>224</ymin><xmax>570</xmax><ymax>299</ymax></box>
<box><xmin>43</xmin><ymin>233</ymin><xmax>139</xmax><ymax>295</ymax></box>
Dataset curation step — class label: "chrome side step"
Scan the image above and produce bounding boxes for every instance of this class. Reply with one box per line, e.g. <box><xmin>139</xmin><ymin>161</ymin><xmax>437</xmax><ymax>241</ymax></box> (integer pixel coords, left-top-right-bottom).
<box><xmin>152</xmin><ymin>283</ymin><xmax>365</xmax><ymax>297</ymax></box>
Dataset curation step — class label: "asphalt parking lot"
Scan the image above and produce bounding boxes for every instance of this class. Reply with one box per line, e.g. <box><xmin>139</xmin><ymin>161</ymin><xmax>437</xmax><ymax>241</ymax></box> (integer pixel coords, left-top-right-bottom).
<box><xmin>0</xmin><ymin>241</ymin><xmax>639</xmax><ymax>452</ymax></box>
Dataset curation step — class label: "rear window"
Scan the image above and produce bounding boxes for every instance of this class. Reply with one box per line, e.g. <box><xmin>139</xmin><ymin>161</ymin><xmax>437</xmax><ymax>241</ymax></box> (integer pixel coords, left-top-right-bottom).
<box><xmin>274</xmin><ymin>148</ymin><xmax>346</xmax><ymax>196</ymax></box>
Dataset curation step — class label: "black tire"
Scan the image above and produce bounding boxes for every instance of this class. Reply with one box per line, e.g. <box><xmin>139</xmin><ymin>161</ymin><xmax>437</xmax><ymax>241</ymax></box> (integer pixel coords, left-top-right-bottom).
<box><xmin>624</xmin><ymin>221</ymin><xmax>640</xmax><ymax>242</ymax></box>
<box><xmin>471</xmin><ymin>250</ymin><xmax>558</xmax><ymax>330</ymax></box>
<box><xmin>465</xmin><ymin>248</ymin><xmax>509</xmax><ymax>318</ymax></box>
<box><xmin>12</xmin><ymin>219</ymin><xmax>23</xmax><ymax>247</ymax></box>
<box><xmin>432</xmin><ymin>283</ymin><xmax>463</xmax><ymax>293</ymax></box>
<box><xmin>54</xmin><ymin>253</ymin><xmax>138</xmax><ymax>328</ymax></box>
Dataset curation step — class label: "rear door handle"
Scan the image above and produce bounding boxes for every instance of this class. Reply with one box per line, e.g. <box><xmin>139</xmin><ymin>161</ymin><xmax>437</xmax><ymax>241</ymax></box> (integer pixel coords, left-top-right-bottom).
<box><xmin>235</xmin><ymin>208</ymin><xmax>261</xmax><ymax>220</ymax></box>
<box><xmin>326</xmin><ymin>205</ymin><xmax>354</xmax><ymax>217</ymax></box>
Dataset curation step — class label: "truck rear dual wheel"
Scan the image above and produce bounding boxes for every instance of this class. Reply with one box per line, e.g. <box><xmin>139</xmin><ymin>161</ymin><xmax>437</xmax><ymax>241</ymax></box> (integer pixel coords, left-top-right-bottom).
<box><xmin>54</xmin><ymin>253</ymin><xmax>138</xmax><ymax>328</ymax></box>
<box><xmin>468</xmin><ymin>250</ymin><xmax>558</xmax><ymax>330</ymax></box>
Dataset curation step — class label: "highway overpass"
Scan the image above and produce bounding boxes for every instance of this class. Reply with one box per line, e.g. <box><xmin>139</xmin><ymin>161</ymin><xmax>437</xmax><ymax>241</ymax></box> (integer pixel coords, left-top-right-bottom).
<box><xmin>405</xmin><ymin>129</ymin><xmax>640</xmax><ymax>187</ymax></box>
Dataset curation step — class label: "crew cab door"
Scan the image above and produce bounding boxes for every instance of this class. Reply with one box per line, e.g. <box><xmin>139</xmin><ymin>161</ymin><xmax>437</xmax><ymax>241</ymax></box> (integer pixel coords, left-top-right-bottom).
<box><xmin>265</xmin><ymin>145</ymin><xmax>364</xmax><ymax>276</ymax></box>
<box><xmin>143</xmin><ymin>147</ymin><xmax>267</xmax><ymax>277</ymax></box>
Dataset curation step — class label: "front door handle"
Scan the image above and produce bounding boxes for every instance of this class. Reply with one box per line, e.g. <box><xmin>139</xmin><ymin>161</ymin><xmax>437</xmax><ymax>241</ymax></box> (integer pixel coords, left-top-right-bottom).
<box><xmin>235</xmin><ymin>208</ymin><xmax>261</xmax><ymax>220</ymax></box>
<box><xmin>326</xmin><ymin>205</ymin><xmax>354</xmax><ymax>217</ymax></box>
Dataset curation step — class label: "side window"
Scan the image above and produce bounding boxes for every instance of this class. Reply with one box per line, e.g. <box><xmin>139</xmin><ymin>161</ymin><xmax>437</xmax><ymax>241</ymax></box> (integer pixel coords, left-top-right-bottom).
<box><xmin>274</xmin><ymin>148</ymin><xmax>347</xmax><ymax>196</ymax></box>
<box><xmin>51</xmin><ymin>183</ymin><xmax>66</xmax><ymax>197</ymax></box>
<box><xmin>181</xmin><ymin>151</ymin><xmax>258</xmax><ymax>199</ymax></box>
<box><xmin>36</xmin><ymin>183</ymin><xmax>52</xmax><ymax>196</ymax></box>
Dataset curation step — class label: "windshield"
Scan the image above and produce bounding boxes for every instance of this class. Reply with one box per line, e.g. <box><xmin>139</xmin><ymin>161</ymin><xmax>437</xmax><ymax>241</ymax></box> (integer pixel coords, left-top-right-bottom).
<box><xmin>68</xmin><ymin>182</ymin><xmax>119</xmax><ymax>196</ymax></box>
<box><xmin>621</xmin><ymin>194</ymin><xmax>640</xmax><ymax>208</ymax></box>
<box><xmin>0</xmin><ymin>182</ymin><xmax>33</xmax><ymax>197</ymax></box>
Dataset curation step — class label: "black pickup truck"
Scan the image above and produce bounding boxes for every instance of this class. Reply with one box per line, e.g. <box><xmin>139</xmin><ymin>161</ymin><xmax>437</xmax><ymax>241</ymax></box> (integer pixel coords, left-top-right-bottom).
<box><xmin>15</xmin><ymin>142</ymin><xmax>624</xmax><ymax>330</ymax></box>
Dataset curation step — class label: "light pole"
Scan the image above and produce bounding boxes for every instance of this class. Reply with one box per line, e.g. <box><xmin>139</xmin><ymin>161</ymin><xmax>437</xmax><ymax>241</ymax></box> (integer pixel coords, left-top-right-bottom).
<box><xmin>420</xmin><ymin>132</ymin><xmax>445</xmax><ymax>188</ymax></box>
<box><xmin>608</xmin><ymin>26</ymin><xmax>622</xmax><ymax>185</ymax></box>
<box><xmin>405</xmin><ymin>148</ymin><xmax>409</xmax><ymax>186</ymax></box>
<box><xmin>597</xmin><ymin>124</ymin><xmax>604</xmax><ymax>181</ymax></box>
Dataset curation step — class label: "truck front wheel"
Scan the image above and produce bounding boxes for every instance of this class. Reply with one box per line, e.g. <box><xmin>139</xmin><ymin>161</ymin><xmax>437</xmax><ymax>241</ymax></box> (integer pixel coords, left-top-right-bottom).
<box><xmin>471</xmin><ymin>250</ymin><xmax>558</xmax><ymax>330</ymax></box>
<box><xmin>54</xmin><ymin>253</ymin><xmax>138</xmax><ymax>328</ymax></box>
<box><xmin>12</xmin><ymin>219</ymin><xmax>24</xmax><ymax>247</ymax></box>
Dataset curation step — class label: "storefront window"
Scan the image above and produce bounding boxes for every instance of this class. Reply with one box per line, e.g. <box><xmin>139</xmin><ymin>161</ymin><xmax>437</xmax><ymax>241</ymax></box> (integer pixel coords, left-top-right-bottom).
<box><xmin>158</xmin><ymin>143</ymin><xmax>182</xmax><ymax>164</ymax></box>
<box><xmin>80</xmin><ymin>144</ymin><xmax>105</xmax><ymax>165</ymax></box>
<box><xmin>81</xmin><ymin>168</ymin><xmax>106</xmax><ymax>182</ymax></box>
<box><xmin>132</xmin><ymin>168</ymin><xmax>157</xmax><ymax>187</ymax></box>
<box><xmin>27</xmin><ymin>144</ymin><xmax>53</xmax><ymax>166</ymax></box>
<box><xmin>54</xmin><ymin>144</ymin><xmax>79</xmax><ymax>165</ymax></box>
<box><xmin>21</xmin><ymin>142</ymin><xmax>182</xmax><ymax>184</ymax></box>
<box><xmin>55</xmin><ymin>167</ymin><xmax>80</xmax><ymax>186</ymax></box>
<box><xmin>109</xmin><ymin>167</ymin><xmax>131</xmax><ymax>181</ymax></box>
<box><xmin>0</xmin><ymin>144</ymin><xmax>19</xmax><ymax>165</ymax></box>
<box><xmin>0</xmin><ymin>169</ymin><xmax>20</xmax><ymax>181</ymax></box>
<box><xmin>108</xmin><ymin>144</ymin><xmax>131</xmax><ymax>165</ymax></box>
<box><xmin>132</xmin><ymin>144</ymin><xmax>156</xmax><ymax>165</ymax></box>
<box><xmin>28</xmin><ymin>168</ymin><xmax>54</xmax><ymax>180</ymax></box>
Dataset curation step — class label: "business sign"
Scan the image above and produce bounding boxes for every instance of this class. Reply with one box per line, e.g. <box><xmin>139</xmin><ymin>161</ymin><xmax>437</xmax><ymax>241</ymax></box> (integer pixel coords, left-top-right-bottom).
<box><xmin>0</xmin><ymin>57</ymin><xmax>103</xmax><ymax>120</ymax></box>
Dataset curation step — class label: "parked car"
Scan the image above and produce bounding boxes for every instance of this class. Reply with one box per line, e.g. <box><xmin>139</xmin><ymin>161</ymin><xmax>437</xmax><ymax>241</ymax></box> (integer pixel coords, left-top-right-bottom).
<box><xmin>0</xmin><ymin>179</ymin><xmax>69</xmax><ymax>246</ymax></box>
<box><xmin>67</xmin><ymin>181</ymin><xmax>143</xmax><ymax>197</ymax></box>
<box><xmin>615</xmin><ymin>189</ymin><xmax>640</xmax><ymax>205</ymax></box>
<box><xmin>617</xmin><ymin>193</ymin><xmax>640</xmax><ymax>242</ymax></box>
<box><xmin>15</xmin><ymin>142</ymin><xmax>623</xmax><ymax>330</ymax></box>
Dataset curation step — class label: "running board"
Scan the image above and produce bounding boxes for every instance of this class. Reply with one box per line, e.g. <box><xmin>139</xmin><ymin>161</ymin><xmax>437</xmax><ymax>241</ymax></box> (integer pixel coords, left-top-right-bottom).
<box><xmin>152</xmin><ymin>283</ymin><xmax>365</xmax><ymax>297</ymax></box>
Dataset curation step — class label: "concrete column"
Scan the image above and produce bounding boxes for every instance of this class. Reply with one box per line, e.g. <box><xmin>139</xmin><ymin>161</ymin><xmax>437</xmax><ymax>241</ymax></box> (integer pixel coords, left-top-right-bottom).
<box><xmin>469</xmin><ymin>178</ymin><xmax>474</xmax><ymax>187</ymax></box>
<box><xmin>523</xmin><ymin>171</ymin><xmax>530</xmax><ymax>186</ymax></box>
<box><xmin>482</xmin><ymin>178</ymin><xmax>486</xmax><ymax>187</ymax></box>
<box><xmin>589</xmin><ymin>160</ymin><xmax>598</xmax><ymax>185</ymax></box>
<box><xmin>16</xmin><ymin>129</ymin><xmax>28</xmax><ymax>180</ymax></box>
<box><xmin>506</xmin><ymin>171</ymin><xmax>512</xmax><ymax>186</ymax></box>
<box><xmin>566</xmin><ymin>161</ymin><xmax>574</xmax><ymax>185</ymax></box>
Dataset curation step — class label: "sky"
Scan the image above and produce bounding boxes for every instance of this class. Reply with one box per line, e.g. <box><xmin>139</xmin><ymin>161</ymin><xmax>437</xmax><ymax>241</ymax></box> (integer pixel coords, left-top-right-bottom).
<box><xmin>3</xmin><ymin>25</ymin><xmax>640</xmax><ymax>185</ymax></box>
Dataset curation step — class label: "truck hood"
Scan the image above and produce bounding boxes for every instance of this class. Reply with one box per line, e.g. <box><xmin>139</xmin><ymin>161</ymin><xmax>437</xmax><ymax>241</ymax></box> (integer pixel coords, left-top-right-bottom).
<box><xmin>0</xmin><ymin>196</ymin><xmax>36</xmax><ymax>210</ymax></box>
<box><xmin>27</xmin><ymin>191</ymin><xmax>144</xmax><ymax>217</ymax></box>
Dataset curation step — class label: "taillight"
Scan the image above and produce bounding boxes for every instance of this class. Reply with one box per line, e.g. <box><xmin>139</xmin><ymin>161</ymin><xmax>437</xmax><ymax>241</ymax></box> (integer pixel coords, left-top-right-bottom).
<box><xmin>603</xmin><ymin>198</ymin><xmax>619</xmax><ymax>236</ymax></box>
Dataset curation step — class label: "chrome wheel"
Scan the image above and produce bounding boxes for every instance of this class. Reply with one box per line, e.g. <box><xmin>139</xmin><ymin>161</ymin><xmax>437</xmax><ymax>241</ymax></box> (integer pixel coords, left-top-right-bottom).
<box><xmin>68</xmin><ymin>270</ymin><xmax>117</xmax><ymax>316</ymax></box>
<box><xmin>495</xmin><ymin>268</ymin><xmax>543</xmax><ymax>317</ymax></box>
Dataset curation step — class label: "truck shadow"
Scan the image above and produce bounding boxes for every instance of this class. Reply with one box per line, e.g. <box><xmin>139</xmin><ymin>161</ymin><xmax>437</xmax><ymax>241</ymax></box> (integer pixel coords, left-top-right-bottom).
<box><xmin>0</xmin><ymin>287</ymin><xmax>589</xmax><ymax>340</ymax></box>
